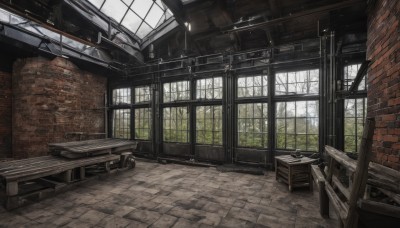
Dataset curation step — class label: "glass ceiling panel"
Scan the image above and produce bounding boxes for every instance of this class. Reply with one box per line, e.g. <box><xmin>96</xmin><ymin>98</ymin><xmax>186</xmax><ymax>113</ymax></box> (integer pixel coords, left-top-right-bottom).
<box><xmin>101</xmin><ymin>0</ymin><xmax>128</xmax><ymax>23</ymax></box>
<box><xmin>131</xmin><ymin>0</ymin><xmax>153</xmax><ymax>18</ymax></box>
<box><xmin>136</xmin><ymin>22</ymin><xmax>153</xmax><ymax>39</ymax></box>
<box><xmin>122</xmin><ymin>10</ymin><xmax>142</xmax><ymax>33</ymax></box>
<box><xmin>145</xmin><ymin>4</ymin><xmax>164</xmax><ymax>28</ymax></box>
<box><xmin>88</xmin><ymin>0</ymin><xmax>104</xmax><ymax>9</ymax></box>
<box><xmin>86</xmin><ymin>0</ymin><xmax>176</xmax><ymax>41</ymax></box>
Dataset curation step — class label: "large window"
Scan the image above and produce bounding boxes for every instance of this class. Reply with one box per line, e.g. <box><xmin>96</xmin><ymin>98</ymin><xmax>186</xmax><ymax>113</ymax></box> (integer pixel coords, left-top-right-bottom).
<box><xmin>163</xmin><ymin>81</ymin><xmax>190</xmax><ymax>102</ymax></box>
<box><xmin>276</xmin><ymin>101</ymin><xmax>319</xmax><ymax>152</ymax></box>
<box><xmin>196</xmin><ymin>77</ymin><xmax>223</xmax><ymax>100</ymax></box>
<box><xmin>237</xmin><ymin>103</ymin><xmax>268</xmax><ymax>148</ymax></box>
<box><xmin>196</xmin><ymin>106</ymin><xmax>223</xmax><ymax>145</ymax></box>
<box><xmin>112</xmin><ymin>88</ymin><xmax>131</xmax><ymax>105</ymax></box>
<box><xmin>344</xmin><ymin>64</ymin><xmax>366</xmax><ymax>91</ymax></box>
<box><xmin>344</xmin><ymin>98</ymin><xmax>367</xmax><ymax>153</ymax></box>
<box><xmin>275</xmin><ymin>69</ymin><xmax>319</xmax><ymax>95</ymax></box>
<box><xmin>135</xmin><ymin>86</ymin><xmax>151</xmax><ymax>103</ymax></box>
<box><xmin>134</xmin><ymin>108</ymin><xmax>151</xmax><ymax>140</ymax></box>
<box><xmin>237</xmin><ymin>75</ymin><xmax>268</xmax><ymax>97</ymax></box>
<box><xmin>113</xmin><ymin>109</ymin><xmax>131</xmax><ymax>139</ymax></box>
<box><xmin>163</xmin><ymin>107</ymin><xmax>189</xmax><ymax>142</ymax></box>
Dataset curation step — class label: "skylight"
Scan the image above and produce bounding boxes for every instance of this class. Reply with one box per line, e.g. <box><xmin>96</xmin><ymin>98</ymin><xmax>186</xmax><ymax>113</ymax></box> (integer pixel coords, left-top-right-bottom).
<box><xmin>88</xmin><ymin>0</ymin><xmax>173</xmax><ymax>40</ymax></box>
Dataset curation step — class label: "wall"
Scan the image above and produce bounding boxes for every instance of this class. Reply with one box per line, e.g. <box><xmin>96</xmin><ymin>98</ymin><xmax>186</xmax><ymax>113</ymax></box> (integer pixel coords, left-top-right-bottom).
<box><xmin>12</xmin><ymin>57</ymin><xmax>107</xmax><ymax>158</ymax></box>
<box><xmin>0</xmin><ymin>70</ymin><xmax>12</xmax><ymax>158</ymax></box>
<box><xmin>367</xmin><ymin>0</ymin><xmax>400</xmax><ymax>170</ymax></box>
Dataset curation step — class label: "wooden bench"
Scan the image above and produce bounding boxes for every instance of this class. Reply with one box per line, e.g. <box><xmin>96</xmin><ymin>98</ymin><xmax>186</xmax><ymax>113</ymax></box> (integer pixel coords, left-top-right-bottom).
<box><xmin>0</xmin><ymin>154</ymin><xmax>121</xmax><ymax>209</ymax></box>
<box><xmin>311</xmin><ymin>118</ymin><xmax>400</xmax><ymax>227</ymax></box>
<box><xmin>48</xmin><ymin>138</ymin><xmax>137</xmax><ymax>158</ymax></box>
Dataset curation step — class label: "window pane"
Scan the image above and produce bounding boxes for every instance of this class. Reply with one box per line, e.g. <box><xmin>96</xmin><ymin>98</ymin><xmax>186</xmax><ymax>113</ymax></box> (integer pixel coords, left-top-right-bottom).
<box><xmin>145</xmin><ymin>4</ymin><xmax>164</xmax><ymax>28</ymax></box>
<box><xmin>196</xmin><ymin>106</ymin><xmax>222</xmax><ymax>145</ymax></box>
<box><xmin>131</xmin><ymin>0</ymin><xmax>153</xmax><ymax>18</ymax></box>
<box><xmin>88</xmin><ymin>0</ymin><xmax>104</xmax><ymax>9</ymax></box>
<box><xmin>196</xmin><ymin>77</ymin><xmax>222</xmax><ymax>100</ymax></box>
<box><xmin>101</xmin><ymin>0</ymin><xmax>128</xmax><ymax>23</ymax></box>
<box><xmin>121</xmin><ymin>10</ymin><xmax>142</xmax><ymax>33</ymax></box>
<box><xmin>164</xmin><ymin>81</ymin><xmax>190</xmax><ymax>102</ymax></box>
<box><xmin>237</xmin><ymin>103</ymin><xmax>268</xmax><ymax>148</ymax></box>
<box><xmin>134</xmin><ymin>108</ymin><xmax>151</xmax><ymax>140</ymax></box>
<box><xmin>163</xmin><ymin>107</ymin><xmax>189</xmax><ymax>143</ymax></box>
<box><xmin>136</xmin><ymin>22</ymin><xmax>153</xmax><ymax>39</ymax></box>
<box><xmin>112</xmin><ymin>88</ymin><xmax>131</xmax><ymax>105</ymax></box>
<box><xmin>237</xmin><ymin>75</ymin><xmax>268</xmax><ymax>98</ymax></box>
<box><xmin>275</xmin><ymin>101</ymin><xmax>319</xmax><ymax>152</ymax></box>
<box><xmin>113</xmin><ymin>109</ymin><xmax>130</xmax><ymax>139</ymax></box>
<box><xmin>344</xmin><ymin>98</ymin><xmax>367</xmax><ymax>153</ymax></box>
<box><xmin>275</xmin><ymin>69</ymin><xmax>319</xmax><ymax>95</ymax></box>
<box><xmin>135</xmin><ymin>86</ymin><xmax>151</xmax><ymax>103</ymax></box>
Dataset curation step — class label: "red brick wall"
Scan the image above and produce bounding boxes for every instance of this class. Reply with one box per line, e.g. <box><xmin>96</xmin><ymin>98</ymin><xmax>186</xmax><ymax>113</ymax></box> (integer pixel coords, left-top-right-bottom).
<box><xmin>367</xmin><ymin>0</ymin><xmax>400</xmax><ymax>170</ymax></box>
<box><xmin>12</xmin><ymin>57</ymin><xmax>107</xmax><ymax>158</ymax></box>
<box><xmin>0</xmin><ymin>70</ymin><xmax>12</xmax><ymax>158</ymax></box>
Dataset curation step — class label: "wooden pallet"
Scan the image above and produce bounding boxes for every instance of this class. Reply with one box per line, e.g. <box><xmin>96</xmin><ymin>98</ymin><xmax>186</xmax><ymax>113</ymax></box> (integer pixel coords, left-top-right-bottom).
<box><xmin>0</xmin><ymin>154</ymin><xmax>121</xmax><ymax>210</ymax></box>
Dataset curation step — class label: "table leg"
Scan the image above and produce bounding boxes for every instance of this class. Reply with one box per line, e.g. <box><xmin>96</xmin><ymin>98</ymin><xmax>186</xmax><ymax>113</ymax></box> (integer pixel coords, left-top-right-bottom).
<box><xmin>288</xmin><ymin>166</ymin><xmax>292</xmax><ymax>192</ymax></box>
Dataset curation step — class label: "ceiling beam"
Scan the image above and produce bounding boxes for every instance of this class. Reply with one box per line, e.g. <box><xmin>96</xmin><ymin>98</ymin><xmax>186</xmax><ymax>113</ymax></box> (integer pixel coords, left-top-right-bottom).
<box><xmin>224</xmin><ymin>0</ymin><xmax>364</xmax><ymax>33</ymax></box>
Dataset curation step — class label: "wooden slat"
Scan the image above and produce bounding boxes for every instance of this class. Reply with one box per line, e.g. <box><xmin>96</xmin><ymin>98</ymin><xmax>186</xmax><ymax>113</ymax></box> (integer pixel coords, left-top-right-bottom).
<box><xmin>332</xmin><ymin>175</ymin><xmax>350</xmax><ymax>200</ymax></box>
<box><xmin>311</xmin><ymin>165</ymin><xmax>325</xmax><ymax>185</ymax></box>
<box><xmin>358</xmin><ymin>199</ymin><xmax>400</xmax><ymax>219</ymax></box>
<box><xmin>325</xmin><ymin>183</ymin><xmax>349</xmax><ymax>220</ymax></box>
<box><xmin>377</xmin><ymin>188</ymin><xmax>400</xmax><ymax>205</ymax></box>
<box><xmin>49</xmin><ymin>139</ymin><xmax>137</xmax><ymax>154</ymax></box>
<box><xmin>325</xmin><ymin>145</ymin><xmax>357</xmax><ymax>173</ymax></box>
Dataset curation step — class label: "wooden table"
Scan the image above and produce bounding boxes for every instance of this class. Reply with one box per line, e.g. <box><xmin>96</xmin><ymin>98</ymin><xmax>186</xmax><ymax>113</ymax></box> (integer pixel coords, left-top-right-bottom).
<box><xmin>275</xmin><ymin>155</ymin><xmax>317</xmax><ymax>192</ymax></box>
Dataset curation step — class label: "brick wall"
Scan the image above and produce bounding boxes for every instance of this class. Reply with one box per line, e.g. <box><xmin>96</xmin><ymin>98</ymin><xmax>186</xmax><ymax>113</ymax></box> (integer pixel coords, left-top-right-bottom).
<box><xmin>12</xmin><ymin>57</ymin><xmax>107</xmax><ymax>158</ymax></box>
<box><xmin>0</xmin><ymin>70</ymin><xmax>12</xmax><ymax>158</ymax></box>
<box><xmin>367</xmin><ymin>0</ymin><xmax>400</xmax><ymax>170</ymax></box>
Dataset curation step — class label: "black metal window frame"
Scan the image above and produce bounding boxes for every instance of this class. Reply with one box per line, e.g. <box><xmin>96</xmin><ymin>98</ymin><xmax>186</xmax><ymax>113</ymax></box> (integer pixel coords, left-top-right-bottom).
<box><xmin>237</xmin><ymin>74</ymin><xmax>268</xmax><ymax>98</ymax></box>
<box><xmin>112</xmin><ymin>108</ymin><xmax>131</xmax><ymax>139</ymax></box>
<box><xmin>196</xmin><ymin>77</ymin><xmax>223</xmax><ymax>100</ymax></box>
<box><xmin>162</xmin><ymin>106</ymin><xmax>190</xmax><ymax>143</ymax></box>
<box><xmin>344</xmin><ymin>63</ymin><xmax>366</xmax><ymax>91</ymax></box>
<box><xmin>112</xmin><ymin>87</ymin><xmax>132</xmax><ymax>105</ymax></box>
<box><xmin>237</xmin><ymin>102</ymin><xmax>269</xmax><ymax>148</ymax></box>
<box><xmin>134</xmin><ymin>107</ymin><xmax>152</xmax><ymax>140</ymax></box>
<box><xmin>134</xmin><ymin>85</ymin><xmax>151</xmax><ymax>103</ymax></box>
<box><xmin>163</xmin><ymin>80</ymin><xmax>191</xmax><ymax>103</ymax></box>
<box><xmin>275</xmin><ymin>100</ymin><xmax>319</xmax><ymax>152</ymax></box>
<box><xmin>195</xmin><ymin>105</ymin><xmax>223</xmax><ymax>145</ymax></box>
<box><xmin>275</xmin><ymin>69</ymin><xmax>319</xmax><ymax>96</ymax></box>
<box><xmin>344</xmin><ymin>97</ymin><xmax>367</xmax><ymax>153</ymax></box>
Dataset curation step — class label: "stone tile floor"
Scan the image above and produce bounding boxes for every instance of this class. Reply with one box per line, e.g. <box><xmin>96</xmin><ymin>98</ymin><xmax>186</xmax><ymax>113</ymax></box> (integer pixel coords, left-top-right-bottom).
<box><xmin>0</xmin><ymin>160</ymin><xmax>338</xmax><ymax>227</ymax></box>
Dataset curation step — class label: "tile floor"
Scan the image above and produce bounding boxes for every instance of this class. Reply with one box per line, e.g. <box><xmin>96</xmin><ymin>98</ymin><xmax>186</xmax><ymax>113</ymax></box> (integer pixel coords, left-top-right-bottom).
<box><xmin>0</xmin><ymin>160</ymin><xmax>338</xmax><ymax>227</ymax></box>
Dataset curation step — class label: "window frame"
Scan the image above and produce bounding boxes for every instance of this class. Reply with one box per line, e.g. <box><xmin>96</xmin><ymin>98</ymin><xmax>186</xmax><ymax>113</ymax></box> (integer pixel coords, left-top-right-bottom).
<box><xmin>195</xmin><ymin>105</ymin><xmax>223</xmax><ymax>145</ymax></box>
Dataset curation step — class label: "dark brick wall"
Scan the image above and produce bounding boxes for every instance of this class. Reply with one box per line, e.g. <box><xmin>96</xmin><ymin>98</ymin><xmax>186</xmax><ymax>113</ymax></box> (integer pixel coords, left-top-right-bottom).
<box><xmin>12</xmin><ymin>57</ymin><xmax>107</xmax><ymax>158</ymax></box>
<box><xmin>367</xmin><ymin>0</ymin><xmax>400</xmax><ymax>170</ymax></box>
<box><xmin>0</xmin><ymin>70</ymin><xmax>12</xmax><ymax>158</ymax></box>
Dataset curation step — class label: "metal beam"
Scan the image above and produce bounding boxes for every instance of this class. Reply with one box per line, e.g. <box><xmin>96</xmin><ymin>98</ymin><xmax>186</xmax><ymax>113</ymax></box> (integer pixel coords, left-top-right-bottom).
<box><xmin>225</xmin><ymin>0</ymin><xmax>364</xmax><ymax>33</ymax></box>
<box><xmin>348</xmin><ymin>60</ymin><xmax>370</xmax><ymax>94</ymax></box>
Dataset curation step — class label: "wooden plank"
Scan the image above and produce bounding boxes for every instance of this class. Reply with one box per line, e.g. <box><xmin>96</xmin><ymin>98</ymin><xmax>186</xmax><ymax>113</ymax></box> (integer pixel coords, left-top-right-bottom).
<box><xmin>368</xmin><ymin>178</ymin><xmax>400</xmax><ymax>194</ymax></box>
<box><xmin>311</xmin><ymin>165</ymin><xmax>325</xmax><ymax>185</ymax></box>
<box><xmin>369</xmin><ymin>162</ymin><xmax>400</xmax><ymax>180</ymax></box>
<box><xmin>325</xmin><ymin>146</ymin><xmax>357</xmax><ymax>173</ymax></box>
<box><xmin>377</xmin><ymin>188</ymin><xmax>400</xmax><ymax>205</ymax></box>
<box><xmin>345</xmin><ymin>117</ymin><xmax>375</xmax><ymax>228</ymax></box>
<box><xmin>6</xmin><ymin>182</ymin><xmax>18</xmax><ymax>196</ymax></box>
<box><xmin>358</xmin><ymin>199</ymin><xmax>400</xmax><ymax>219</ymax></box>
<box><xmin>332</xmin><ymin>175</ymin><xmax>350</xmax><ymax>200</ymax></box>
<box><xmin>325</xmin><ymin>183</ymin><xmax>349</xmax><ymax>220</ymax></box>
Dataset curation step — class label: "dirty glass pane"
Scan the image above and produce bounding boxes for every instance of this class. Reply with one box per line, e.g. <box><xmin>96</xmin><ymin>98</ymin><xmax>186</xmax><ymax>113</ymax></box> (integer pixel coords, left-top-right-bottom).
<box><xmin>134</xmin><ymin>108</ymin><xmax>151</xmax><ymax>140</ymax></box>
<box><xmin>237</xmin><ymin>75</ymin><xmax>267</xmax><ymax>97</ymax></box>
<box><xmin>275</xmin><ymin>69</ymin><xmax>319</xmax><ymax>95</ymax></box>
<box><xmin>113</xmin><ymin>88</ymin><xmax>131</xmax><ymax>105</ymax></box>
<box><xmin>113</xmin><ymin>109</ymin><xmax>131</xmax><ymax>139</ymax></box>
<box><xmin>135</xmin><ymin>86</ymin><xmax>151</xmax><ymax>103</ymax></box>
<box><xmin>122</xmin><ymin>10</ymin><xmax>142</xmax><ymax>33</ymax></box>
<box><xmin>344</xmin><ymin>98</ymin><xmax>367</xmax><ymax>153</ymax></box>
<box><xmin>131</xmin><ymin>0</ymin><xmax>153</xmax><ymax>18</ymax></box>
<box><xmin>237</xmin><ymin>103</ymin><xmax>268</xmax><ymax>148</ymax></box>
<box><xmin>136</xmin><ymin>22</ymin><xmax>153</xmax><ymax>39</ymax></box>
<box><xmin>145</xmin><ymin>4</ymin><xmax>164</xmax><ymax>28</ymax></box>
<box><xmin>101</xmin><ymin>0</ymin><xmax>128</xmax><ymax>23</ymax></box>
<box><xmin>163</xmin><ymin>107</ymin><xmax>189</xmax><ymax>143</ymax></box>
<box><xmin>88</xmin><ymin>0</ymin><xmax>104</xmax><ymax>9</ymax></box>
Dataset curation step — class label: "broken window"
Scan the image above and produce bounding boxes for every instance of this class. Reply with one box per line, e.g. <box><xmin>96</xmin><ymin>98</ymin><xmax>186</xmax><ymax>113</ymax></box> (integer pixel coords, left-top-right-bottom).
<box><xmin>135</xmin><ymin>108</ymin><xmax>151</xmax><ymax>140</ymax></box>
<box><xmin>196</xmin><ymin>106</ymin><xmax>223</xmax><ymax>145</ymax></box>
<box><xmin>163</xmin><ymin>81</ymin><xmax>190</xmax><ymax>102</ymax></box>
<box><xmin>237</xmin><ymin>103</ymin><xmax>268</xmax><ymax>148</ymax></box>
<box><xmin>344</xmin><ymin>98</ymin><xmax>367</xmax><ymax>153</ymax></box>
<box><xmin>135</xmin><ymin>86</ymin><xmax>151</xmax><ymax>103</ymax></box>
<box><xmin>113</xmin><ymin>109</ymin><xmax>131</xmax><ymax>139</ymax></box>
<box><xmin>163</xmin><ymin>106</ymin><xmax>189</xmax><ymax>143</ymax></box>
<box><xmin>276</xmin><ymin>101</ymin><xmax>319</xmax><ymax>152</ymax></box>
<box><xmin>275</xmin><ymin>69</ymin><xmax>319</xmax><ymax>95</ymax></box>
<box><xmin>112</xmin><ymin>88</ymin><xmax>131</xmax><ymax>105</ymax></box>
<box><xmin>237</xmin><ymin>75</ymin><xmax>268</xmax><ymax>97</ymax></box>
<box><xmin>196</xmin><ymin>77</ymin><xmax>223</xmax><ymax>100</ymax></box>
